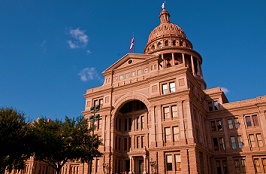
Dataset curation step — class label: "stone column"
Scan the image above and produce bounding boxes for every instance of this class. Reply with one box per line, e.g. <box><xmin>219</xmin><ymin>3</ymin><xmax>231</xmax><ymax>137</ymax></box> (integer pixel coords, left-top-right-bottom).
<box><xmin>188</xmin><ymin>148</ymin><xmax>197</xmax><ymax>173</ymax></box>
<box><xmin>179</xmin><ymin>101</ymin><xmax>186</xmax><ymax>145</ymax></box>
<box><xmin>182</xmin><ymin>53</ymin><xmax>185</xmax><ymax>65</ymax></box>
<box><xmin>162</xmin><ymin>54</ymin><xmax>165</xmax><ymax>69</ymax></box>
<box><xmin>197</xmin><ymin>59</ymin><xmax>201</xmax><ymax>76</ymax></box>
<box><xmin>172</xmin><ymin>52</ymin><xmax>175</xmax><ymax>66</ymax></box>
<box><xmin>190</xmin><ymin>55</ymin><xmax>195</xmax><ymax>75</ymax></box>
<box><xmin>150</xmin><ymin>106</ymin><xmax>156</xmax><ymax>147</ymax></box>
<box><xmin>185</xmin><ymin>101</ymin><xmax>194</xmax><ymax>144</ymax></box>
<box><xmin>129</xmin><ymin>156</ymin><xmax>132</xmax><ymax>174</ymax></box>
<box><xmin>143</xmin><ymin>155</ymin><xmax>147</xmax><ymax>174</ymax></box>
<box><xmin>157</xmin><ymin>106</ymin><xmax>163</xmax><ymax>147</ymax></box>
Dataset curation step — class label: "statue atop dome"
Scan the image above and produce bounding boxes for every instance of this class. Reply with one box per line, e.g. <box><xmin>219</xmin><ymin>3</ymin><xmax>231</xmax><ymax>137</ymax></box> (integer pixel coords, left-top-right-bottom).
<box><xmin>161</xmin><ymin>1</ymin><xmax>166</xmax><ymax>9</ymax></box>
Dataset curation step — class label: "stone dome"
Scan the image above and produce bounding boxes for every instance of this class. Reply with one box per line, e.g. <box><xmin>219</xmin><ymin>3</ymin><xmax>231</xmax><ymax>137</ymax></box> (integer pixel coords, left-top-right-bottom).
<box><xmin>147</xmin><ymin>9</ymin><xmax>187</xmax><ymax>43</ymax></box>
<box><xmin>144</xmin><ymin>8</ymin><xmax>192</xmax><ymax>54</ymax></box>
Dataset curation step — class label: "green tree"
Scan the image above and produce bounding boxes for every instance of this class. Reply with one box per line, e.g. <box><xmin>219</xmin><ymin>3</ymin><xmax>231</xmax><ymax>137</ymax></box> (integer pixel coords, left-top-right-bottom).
<box><xmin>31</xmin><ymin>116</ymin><xmax>101</xmax><ymax>174</ymax></box>
<box><xmin>0</xmin><ymin>107</ymin><xmax>32</xmax><ymax>173</ymax></box>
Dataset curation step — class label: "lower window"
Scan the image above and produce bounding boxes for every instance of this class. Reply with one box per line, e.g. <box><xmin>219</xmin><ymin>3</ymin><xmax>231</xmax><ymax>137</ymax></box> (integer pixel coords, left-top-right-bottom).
<box><xmin>165</xmin><ymin>152</ymin><xmax>181</xmax><ymax>171</ymax></box>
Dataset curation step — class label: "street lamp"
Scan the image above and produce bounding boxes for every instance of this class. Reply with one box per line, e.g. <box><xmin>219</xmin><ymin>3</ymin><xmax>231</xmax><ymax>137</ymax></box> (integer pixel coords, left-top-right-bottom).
<box><xmin>89</xmin><ymin>104</ymin><xmax>101</xmax><ymax>174</ymax></box>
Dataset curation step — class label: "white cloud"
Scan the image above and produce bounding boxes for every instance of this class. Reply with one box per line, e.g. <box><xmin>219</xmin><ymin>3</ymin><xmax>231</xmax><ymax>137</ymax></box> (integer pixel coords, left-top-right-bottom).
<box><xmin>67</xmin><ymin>28</ymin><xmax>88</xmax><ymax>49</ymax></box>
<box><xmin>86</xmin><ymin>50</ymin><xmax>92</xmax><ymax>54</ymax></box>
<box><xmin>221</xmin><ymin>87</ymin><xmax>229</xmax><ymax>94</ymax></box>
<box><xmin>79</xmin><ymin>67</ymin><xmax>102</xmax><ymax>82</ymax></box>
<box><xmin>67</xmin><ymin>40</ymin><xmax>78</xmax><ymax>49</ymax></box>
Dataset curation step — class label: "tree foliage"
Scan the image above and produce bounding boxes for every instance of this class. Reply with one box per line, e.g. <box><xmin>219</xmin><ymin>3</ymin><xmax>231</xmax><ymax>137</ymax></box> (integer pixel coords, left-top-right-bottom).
<box><xmin>0</xmin><ymin>107</ymin><xmax>32</xmax><ymax>173</ymax></box>
<box><xmin>31</xmin><ymin>116</ymin><xmax>101</xmax><ymax>174</ymax></box>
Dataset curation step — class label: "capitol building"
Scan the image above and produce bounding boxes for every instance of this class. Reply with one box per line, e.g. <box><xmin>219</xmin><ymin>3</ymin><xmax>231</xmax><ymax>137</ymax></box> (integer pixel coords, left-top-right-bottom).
<box><xmin>6</xmin><ymin>4</ymin><xmax>266</xmax><ymax>174</ymax></box>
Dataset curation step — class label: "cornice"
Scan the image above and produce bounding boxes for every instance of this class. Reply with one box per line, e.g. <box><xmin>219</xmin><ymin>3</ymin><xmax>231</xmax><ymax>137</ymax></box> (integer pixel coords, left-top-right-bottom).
<box><xmin>84</xmin><ymin>86</ymin><xmax>113</xmax><ymax>98</ymax></box>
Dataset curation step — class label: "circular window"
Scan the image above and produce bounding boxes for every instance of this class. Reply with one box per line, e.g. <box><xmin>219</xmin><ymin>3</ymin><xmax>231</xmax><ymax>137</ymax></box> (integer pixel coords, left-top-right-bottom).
<box><xmin>128</xmin><ymin>59</ymin><xmax>132</xmax><ymax>64</ymax></box>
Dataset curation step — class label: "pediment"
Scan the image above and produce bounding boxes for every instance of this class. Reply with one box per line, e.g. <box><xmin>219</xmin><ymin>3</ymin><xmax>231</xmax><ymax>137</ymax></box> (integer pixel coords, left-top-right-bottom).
<box><xmin>103</xmin><ymin>53</ymin><xmax>155</xmax><ymax>74</ymax></box>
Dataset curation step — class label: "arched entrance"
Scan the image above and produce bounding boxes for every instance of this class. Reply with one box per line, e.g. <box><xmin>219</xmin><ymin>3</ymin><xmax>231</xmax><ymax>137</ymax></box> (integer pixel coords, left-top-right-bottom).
<box><xmin>113</xmin><ymin>100</ymin><xmax>148</xmax><ymax>174</ymax></box>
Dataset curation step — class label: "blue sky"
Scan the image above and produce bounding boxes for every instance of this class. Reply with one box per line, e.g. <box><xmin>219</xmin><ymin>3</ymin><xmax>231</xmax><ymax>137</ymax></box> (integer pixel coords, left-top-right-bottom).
<box><xmin>1</xmin><ymin>0</ymin><xmax>266</xmax><ymax>121</ymax></box>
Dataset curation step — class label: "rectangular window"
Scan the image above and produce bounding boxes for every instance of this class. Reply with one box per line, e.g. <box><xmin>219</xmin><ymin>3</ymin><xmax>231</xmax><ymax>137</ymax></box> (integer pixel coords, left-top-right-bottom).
<box><xmin>162</xmin><ymin>84</ymin><xmax>168</xmax><ymax>94</ymax></box>
<box><xmin>163</xmin><ymin>106</ymin><xmax>170</xmax><ymax>119</ymax></box>
<box><xmin>241</xmin><ymin>159</ymin><xmax>246</xmax><ymax>173</ymax></box>
<box><xmin>253</xmin><ymin>115</ymin><xmax>259</xmax><ymax>126</ymax></box>
<box><xmin>257</xmin><ymin>133</ymin><xmax>263</xmax><ymax>147</ymax></box>
<box><xmin>254</xmin><ymin>158</ymin><xmax>261</xmax><ymax>173</ymax></box>
<box><xmin>166</xmin><ymin>155</ymin><xmax>173</xmax><ymax>171</ymax></box>
<box><xmin>169</xmin><ymin>82</ymin><xmax>176</xmax><ymax>93</ymax></box>
<box><xmin>249</xmin><ymin>134</ymin><xmax>256</xmax><ymax>147</ymax></box>
<box><xmin>216</xmin><ymin>160</ymin><xmax>222</xmax><ymax>174</ymax></box>
<box><xmin>210</xmin><ymin>119</ymin><xmax>223</xmax><ymax>132</ymax></box>
<box><xmin>222</xmin><ymin>160</ymin><xmax>228</xmax><ymax>174</ymax></box>
<box><xmin>94</xmin><ymin>100</ymin><xmax>99</xmax><ymax>107</ymax></box>
<box><xmin>231</xmin><ymin>136</ymin><xmax>237</xmax><ymax>149</ymax></box>
<box><xmin>141</xmin><ymin>136</ymin><xmax>144</xmax><ymax>148</ymax></box>
<box><xmin>171</xmin><ymin>105</ymin><xmax>178</xmax><ymax>118</ymax></box>
<box><xmin>165</xmin><ymin>127</ymin><xmax>171</xmax><ymax>142</ymax></box>
<box><xmin>262</xmin><ymin>158</ymin><xmax>266</xmax><ymax>173</ymax></box>
<box><xmin>238</xmin><ymin>136</ymin><xmax>243</xmax><ymax>149</ymax></box>
<box><xmin>217</xmin><ymin>120</ymin><xmax>223</xmax><ymax>131</ymax></box>
<box><xmin>141</xmin><ymin>116</ymin><xmax>144</xmax><ymax>129</ymax></box>
<box><xmin>214</xmin><ymin>101</ymin><xmax>219</xmax><ymax>110</ymax></box>
<box><xmin>175</xmin><ymin>154</ymin><xmax>181</xmax><ymax>171</ymax></box>
<box><xmin>136</xmin><ymin>136</ymin><xmax>141</xmax><ymax>148</ymax></box>
<box><xmin>246</xmin><ymin>116</ymin><xmax>252</xmax><ymax>127</ymax></box>
<box><xmin>161</xmin><ymin>82</ymin><xmax>176</xmax><ymax>94</ymax></box>
<box><xmin>234</xmin><ymin>159</ymin><xmax>240</xmax><ymax>173</ymax></box>
<box><xmin>234</xmin><ymin>158</ymin><xmax>246</xmax><ymax>173</ymax></box>
<box><xmin>173</xmin><ymin>126</ymin><xmax>179</xmax><ymax>141</ymax></box>
<box><xmin>136</xmin><ymin>117</ymin><xmax>140</xmax><ymax>130</ymax></box>
<box><xmin>219</xmin><ymin>137</ymin><xmax>225</xmax><ymax>150</ymax></box>
<box><xmin>99</xmin><ymin>99</ymin><xmax>103</xmax><ymax>106</ymax></box>
<box><xmin>228</xmin><ymin>118</ymin><xmax>233</xmax><ymax>129</ymax></box>
<box><xmin>234</xmin><ymin>118</ymin><xmax>240</xmax><ymax>128</ymax></box>
<box><xmin>128</xmin><ymin>118</ymin><xmax>132</xmax><ymax>131</ymax></box>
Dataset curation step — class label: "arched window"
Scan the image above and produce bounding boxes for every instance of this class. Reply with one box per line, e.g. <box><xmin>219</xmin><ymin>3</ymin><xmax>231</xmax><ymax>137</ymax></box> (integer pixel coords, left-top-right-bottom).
<box><xmin>158</xmin><ymin>42</ymin><xmax>162</xmax><ymax>48</ymax></box>
<box><xmin>165</xmin><ymin>40</ymin><xmax>169</xmax><ymax>46</ymax></box>
<box><xmin>173</xmin><ymin>40</ymin><xmax>176</xmax><ymax>46</ymax></box>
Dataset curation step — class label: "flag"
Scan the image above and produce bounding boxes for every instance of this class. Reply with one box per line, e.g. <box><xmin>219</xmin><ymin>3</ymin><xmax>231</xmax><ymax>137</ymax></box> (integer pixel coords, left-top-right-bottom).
<box><xmin>129</xmin><ymin>36</ymin><xmax>134</xmax><ymax>52</ymax></box>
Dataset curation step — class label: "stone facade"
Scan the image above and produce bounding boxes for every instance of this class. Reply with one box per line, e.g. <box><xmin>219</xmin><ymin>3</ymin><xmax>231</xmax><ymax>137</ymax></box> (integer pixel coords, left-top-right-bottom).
<box><xmin>6</xmin><ymin>6</ymin><xmax>266</xmax><ymax>174</ymax></box>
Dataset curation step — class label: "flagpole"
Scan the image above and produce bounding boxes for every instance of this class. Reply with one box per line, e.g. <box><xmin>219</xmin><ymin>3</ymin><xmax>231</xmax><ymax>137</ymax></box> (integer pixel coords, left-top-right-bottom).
<box><xmin>129</xmin><ymin>33</ymin><xmax>135</xmax><ymax>53</ymax></box>
<box><xmin>133</xmin><ymin>34</ymin><xmax>135</xmax><ymax>53</ymax></box>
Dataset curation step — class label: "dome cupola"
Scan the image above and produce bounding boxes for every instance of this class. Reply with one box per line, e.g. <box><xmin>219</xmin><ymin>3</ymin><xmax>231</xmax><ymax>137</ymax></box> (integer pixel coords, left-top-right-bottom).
<box><xmin>143</xmin><ymin>4</ymin><xmax>206</xmax><ymax>90</ymax></box>
<box><xmin>144</xmin><ymin>6</ymin><xmax>192</xmax><ymax>54</ymax></box>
